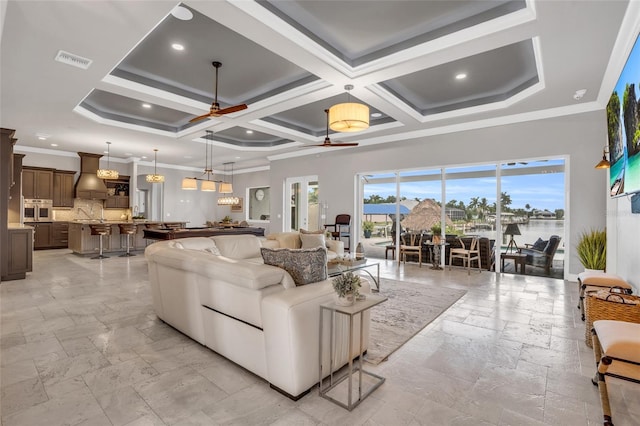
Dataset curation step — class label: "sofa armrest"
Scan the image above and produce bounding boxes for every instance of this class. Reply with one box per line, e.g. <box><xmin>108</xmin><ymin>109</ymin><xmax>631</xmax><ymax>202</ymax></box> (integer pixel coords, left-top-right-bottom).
<box><xmin>261</xmin><ymin>278</ymin><xmax>370</xmax><ymax>398</ymax></box>
<box><xmin>326</xmin><ymin>239</ymin><xmax>344</xmax><ymax>257</ymax></box>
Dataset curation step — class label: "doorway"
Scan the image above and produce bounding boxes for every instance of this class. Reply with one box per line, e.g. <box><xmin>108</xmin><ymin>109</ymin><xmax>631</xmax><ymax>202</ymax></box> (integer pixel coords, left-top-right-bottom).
<box><xmin>284</xmin><ymin>176</ymin><xmax>319</xmax><ymax>231</ymax></box>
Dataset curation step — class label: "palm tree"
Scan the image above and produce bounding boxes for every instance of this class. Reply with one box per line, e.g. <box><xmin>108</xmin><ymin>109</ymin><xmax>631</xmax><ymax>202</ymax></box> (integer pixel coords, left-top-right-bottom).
<box><xmin>478</xmin><ymin>197</ymin><xmax>489</xmax><ymax>219</ymax></box>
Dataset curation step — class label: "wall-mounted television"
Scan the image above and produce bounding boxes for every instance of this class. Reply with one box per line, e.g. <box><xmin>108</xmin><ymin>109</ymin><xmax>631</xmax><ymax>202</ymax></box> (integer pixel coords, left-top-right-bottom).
<box><xmin>607</xmin><ymin>33</ymin><xmax>640</xmax><ymax>197</ymax></box>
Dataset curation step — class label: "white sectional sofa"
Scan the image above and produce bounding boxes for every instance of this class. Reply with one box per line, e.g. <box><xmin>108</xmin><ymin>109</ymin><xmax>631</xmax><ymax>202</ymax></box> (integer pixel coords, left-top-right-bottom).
<box><xmin>145</xmin><ymin>234</ymin><xmax>368</xmax><ymax>399</ymax></box>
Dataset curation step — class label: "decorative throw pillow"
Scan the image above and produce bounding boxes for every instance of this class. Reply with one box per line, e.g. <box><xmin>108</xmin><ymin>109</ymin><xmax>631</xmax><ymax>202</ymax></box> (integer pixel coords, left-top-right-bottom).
<box><xmin>300</xmin><ymin>228</ymin><xmax>324</xmax><ymax>234</ymax></box>
<box><xmin>260</xmin><ymin>247</ymin><xmax>327</xmax><ymax>286</ymax></box>
<box><xmin>300</xmin><ymin>233</ymin><xmax>326</xmax><ymax>249</ymax></box>
<box><xmin>532</xmin><ymin>238</ymin><xmax>547</xmax><ymax>251</ymax></box>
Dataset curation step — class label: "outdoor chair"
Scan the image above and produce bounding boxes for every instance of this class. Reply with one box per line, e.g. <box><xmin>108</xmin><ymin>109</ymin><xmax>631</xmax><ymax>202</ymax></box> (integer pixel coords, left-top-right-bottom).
<box><xmin>518</xmin><ymin>235</ymin><xmax>561</xmax><ymax>276</ymax></box>
<box><xmin>399</xmin><ymin>232</ymin><xmax>423</xmax><ymax>267</ymax></box>
<box><xmin>324</xmin><ymin>214</ymin><xmax>351</xmax><ymax>252</ymax></box>
<box><xmin>449</xmin><ymin>236</ymin><xmax>481</xmax><ymax>274</ymax></box>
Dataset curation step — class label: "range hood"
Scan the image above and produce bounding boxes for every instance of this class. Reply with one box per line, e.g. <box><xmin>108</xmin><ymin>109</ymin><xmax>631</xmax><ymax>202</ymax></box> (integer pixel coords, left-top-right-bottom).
<box><xmin>75</xmin><ymin>152</ymin><xmax>108</xmax><ymax>199</ymax></box>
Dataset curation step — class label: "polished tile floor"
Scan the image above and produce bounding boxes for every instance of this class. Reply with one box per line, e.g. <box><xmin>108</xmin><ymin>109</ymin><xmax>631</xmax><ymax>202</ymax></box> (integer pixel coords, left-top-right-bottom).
<box><xmin>1</xmin><ymin>249</ymin><xmax>638</xmax><ymax>425</ymax></box>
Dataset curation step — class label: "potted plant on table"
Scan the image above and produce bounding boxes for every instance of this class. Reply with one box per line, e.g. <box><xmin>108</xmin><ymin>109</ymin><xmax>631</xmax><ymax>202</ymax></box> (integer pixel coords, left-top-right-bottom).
<box><xmin>363</xmin><ymin>221</ymin><xmax>375</xmax><ymax>238</ymax></box>
<box><xmin>577</xmin><ymin>228</ymin><xmax>606</xmax><ymax>272</ymax></box>
<box><xmin>332</xmin><ymin>271</ymin><xmax>361</xmax><ymax>306</ymax></box>
<box><xmin>431</xmin><ymin>223</ymin><xmax>442</xmax><ymax>244</ymax></box>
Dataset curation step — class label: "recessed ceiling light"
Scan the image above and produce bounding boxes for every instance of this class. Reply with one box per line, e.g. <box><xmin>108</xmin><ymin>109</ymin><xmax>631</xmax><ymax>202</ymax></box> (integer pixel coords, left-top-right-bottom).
<box><xmin>371</xmin><ymin>112</ymin><xmax>382</xmax><ymax>118</ymax></box>
<box><xmin>36</xmin><ymin>133</ymin><xmax>50</xmax><ymax>140</ymax></box>
<box><xmin>170</xmin><ymin>5</ymin><xmax>193</xmax><ymax>21</ymax></box>
<box><xmin>142</xmin><ymin>103</ymin><xmax>151</xmax><ymax>109</ymax></box>
<box><xmin>104</xmin><ymin>151</ymin><xmax>109</xmax><ymax>154</ymax></box>
<box><xmin>141</xmin><ymin>156</ymin><xmax>147</xmax><ymax>159</ymax></box>
<box><xmin>455</xmin><ymin>73</ymin><xmax>467</xmax><ymax>80</ymax></box>
<box><xmin>172</xmin><ymin>43</ymin><xmax>184</xmax><ymax>51</ymax></box>
<box><xmin>573</xmin><ymin>89</ymin><xmax>587</xmax><ymax>100</ymax></box>
<box><xmin>246</xmin><ymin>130</ymin><xmax>253</xmax><ymax>134</ymax></box>
<box><xmin>50</xmin><ymin>143</ymin><xmax>58</xmax><ymax>147</ymax></box>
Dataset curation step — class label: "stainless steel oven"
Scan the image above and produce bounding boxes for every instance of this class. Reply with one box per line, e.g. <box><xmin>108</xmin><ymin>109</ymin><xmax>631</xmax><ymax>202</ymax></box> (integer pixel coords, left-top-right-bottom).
<box><xmin>24</xmin><ymin>199</ymin><xmax>53</xmax><ymax>222</ymax></box>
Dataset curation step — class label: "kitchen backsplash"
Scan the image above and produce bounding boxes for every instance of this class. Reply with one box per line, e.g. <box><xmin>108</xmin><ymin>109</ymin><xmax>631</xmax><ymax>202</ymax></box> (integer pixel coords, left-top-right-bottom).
<box><xmin>53</xmin><ymin>199</ymin><xmax>130</xmax><ymax>222</ymax></box>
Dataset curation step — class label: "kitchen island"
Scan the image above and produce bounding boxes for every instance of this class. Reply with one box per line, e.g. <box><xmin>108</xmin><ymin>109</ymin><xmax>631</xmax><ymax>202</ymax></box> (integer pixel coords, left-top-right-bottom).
<box><xmin>143</xmin><ymin>226</ymin><xmax>265</xmax><ymax>241</ymax></box>
<box><xmin>68</xmin><ymin>220</ymin><xmax>186</xmax><ymax>255</ymax></box>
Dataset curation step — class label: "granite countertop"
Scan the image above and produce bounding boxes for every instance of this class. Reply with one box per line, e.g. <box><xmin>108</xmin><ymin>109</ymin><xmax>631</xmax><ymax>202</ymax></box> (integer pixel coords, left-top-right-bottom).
<box><xmin>70</xmin><ymin>220</ymin><xmax>186</xmax><ymax>225</ymax></box>
<box><xmin>8</xmin><ymin>223</ymin><xmax>34</xmax><ymax>229</ymax></box>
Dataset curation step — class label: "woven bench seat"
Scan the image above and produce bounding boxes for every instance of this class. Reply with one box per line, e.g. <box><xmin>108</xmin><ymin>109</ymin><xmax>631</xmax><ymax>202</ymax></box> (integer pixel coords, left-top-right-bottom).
<box><xmin>578</xmin><ymin>272</ymin><xmax>632</xmax><ymax>321</ymax></box>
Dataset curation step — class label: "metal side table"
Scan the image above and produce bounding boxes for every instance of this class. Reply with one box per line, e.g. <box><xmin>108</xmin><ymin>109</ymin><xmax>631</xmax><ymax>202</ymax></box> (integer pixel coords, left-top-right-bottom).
<box><xmin>319</xmin><ymin>294</ymin><xmax>387</xmax><ymax>410</ymax></box>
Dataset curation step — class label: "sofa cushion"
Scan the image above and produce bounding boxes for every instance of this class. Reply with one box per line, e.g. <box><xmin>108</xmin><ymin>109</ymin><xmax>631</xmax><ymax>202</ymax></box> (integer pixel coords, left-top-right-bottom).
<box><xmin>173</xmin><ymin>238</ymin><xmax>217</xmax><ymax>251</ymax></box>
<box><xmin>300</xmin><ymin>233</ymin><xmax>326</xmax><ymax>249</ymax></box>
<box><xmin>261</xmin><ymin>247</ymin><xmax>327</xmax><ymax>286</ymax></box>
<box><xmin>212</xmin><ymin>235</ymin><xmax>262</xmax><ymax>259</ymax></box>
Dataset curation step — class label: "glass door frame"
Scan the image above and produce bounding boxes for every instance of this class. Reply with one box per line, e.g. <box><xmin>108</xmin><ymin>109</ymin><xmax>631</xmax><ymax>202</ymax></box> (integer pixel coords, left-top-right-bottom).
<box><xmin>284</xmin><ymin>175</ymin><xmax>319</xmax><ymax>232</ymax></box>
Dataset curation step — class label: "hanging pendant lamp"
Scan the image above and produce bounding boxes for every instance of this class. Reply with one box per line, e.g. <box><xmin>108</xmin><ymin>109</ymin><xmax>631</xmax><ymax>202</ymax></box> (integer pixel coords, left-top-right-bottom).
<box><xmin>146</xmin><ymin>149</ymin><xmax>165</xmax><ymax>183</ymax></box>
<box><xmin>328</xmin><ymin>84</ymin><xmax>369</xmax><ymax>133</ymax></box>
<box><xmin>97</xmin><ymin>141</ymin><xmax>119</xmax><ymax>179</ymax></box>
<box><xmin>217</xmin><ymin>162</ymin><xmax>239</xmax><ymax>205</ymax></box>
<box><xmin>181</xmin><ymin>131</ymin><xmax>219</xmax><ymax>191</ymax></box>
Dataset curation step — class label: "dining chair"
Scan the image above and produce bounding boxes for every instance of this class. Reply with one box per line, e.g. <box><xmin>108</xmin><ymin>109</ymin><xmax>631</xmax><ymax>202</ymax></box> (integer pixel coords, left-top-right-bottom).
<box><xmin>399</xmin><ymin>232</ymin><xmax>423</xmax><ymax>267</ymax></box>
<box><xmin>449</xmin><ymin>236</ymin><xmax>482</xmax><ymax>274</ymax></box>
<box><xmin>324</xmin><ymin>214</ymin><xmax>351</xmax><ymax>251</ymax></box>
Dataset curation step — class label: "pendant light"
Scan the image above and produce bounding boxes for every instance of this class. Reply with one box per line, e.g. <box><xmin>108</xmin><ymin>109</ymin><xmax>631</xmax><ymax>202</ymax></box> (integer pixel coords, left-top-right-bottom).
<box><xmin>594</xmin><ymin>146</ymin><xmax>611</xmax><ymax>169</ymax></box>
<box><xmin>97</xmin><ymin>141</ymin><xmax>119</xmax><ymax>179</ymax></box>
<box><xmin>328</xmin><ymin>84</ymin><xmax>369</xmax><ymax>133</ymax></box>
<box><xmin>181</xmin><ymin>131</ymin><xmax>219</xmax><ymax>191</ymax></box>
<box><xmin>217</xmin><ymin>162</ymin><xmax>239</xmax><ymax>205</ymax></box>
<box><xmin>146</xmin><ymin>149</ymin><xmax>165</xmax><ymax>183</ymax></box>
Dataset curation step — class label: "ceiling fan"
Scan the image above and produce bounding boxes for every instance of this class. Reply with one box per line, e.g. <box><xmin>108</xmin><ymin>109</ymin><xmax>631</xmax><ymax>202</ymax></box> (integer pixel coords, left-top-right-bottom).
<box><xmin>303</xmin><ymin>109</ymin><xmax>359</xmax><ymax>148</ymax></box>
<box><xmin>189</xmin><ymin>61</ymin><xmax>247</xmax><ymax>123</ymax></box>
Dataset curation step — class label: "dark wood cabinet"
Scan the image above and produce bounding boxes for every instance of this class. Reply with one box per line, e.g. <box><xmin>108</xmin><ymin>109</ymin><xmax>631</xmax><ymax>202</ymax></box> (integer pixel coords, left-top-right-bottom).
<box><xmin>51</xmin><ymin>222</ymin><xmax>69</xmax><ymax>248</ymax></box>
<box><xmin>105</xmin><ymin>195</ymin><xmax>129</xmax><ymax>209</ymax></box>
<box><xmin>53</xmin><ymin>171</ymin><xmax>75</xmax><ymax>207</ymax></box>
<box><xmin>7</xmin><ymin>228</ymin><xmax>33</xmax><ymax>277</ymax></box>
<box><xmin>23</xmin><ymin>167</ymin><xmax>54</xmax><ymax>199</ymax></box>
<box><xmin>104</xmin><ymin>176</ymin><xmax>130</xmax><ymax>209</ymax></box>
<box><xmin>33</xmin><ymin>223</ymin><xmax>53</xmax><ymax>249</ymax></box>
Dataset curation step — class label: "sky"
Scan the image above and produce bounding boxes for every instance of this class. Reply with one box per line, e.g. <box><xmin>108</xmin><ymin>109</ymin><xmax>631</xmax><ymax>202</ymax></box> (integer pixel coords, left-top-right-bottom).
<box><xmin>363</xmin><ymin>160</ymin><xmax>566</xmax><ymax>212</ymax></box>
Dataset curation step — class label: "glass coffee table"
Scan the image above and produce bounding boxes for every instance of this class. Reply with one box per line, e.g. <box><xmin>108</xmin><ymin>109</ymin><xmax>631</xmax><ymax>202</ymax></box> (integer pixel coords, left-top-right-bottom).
<box><xmin>327</xmin><ymin>259</ymin><xmax>381</xmax><ymax>292</ymax></box>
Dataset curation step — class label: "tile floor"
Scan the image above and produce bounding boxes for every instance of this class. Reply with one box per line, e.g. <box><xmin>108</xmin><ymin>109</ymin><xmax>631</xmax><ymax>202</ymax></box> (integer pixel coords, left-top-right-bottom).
<box><xmin>1</xmin><ymin>249</ymin><xmax>638</xmax><ymax>425</ymax></box>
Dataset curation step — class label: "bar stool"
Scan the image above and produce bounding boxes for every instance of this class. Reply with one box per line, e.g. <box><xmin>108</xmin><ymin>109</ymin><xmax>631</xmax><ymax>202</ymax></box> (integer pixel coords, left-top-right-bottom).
<box><xmin>90</xmin><ymin>224</ymin><xmax>112</xmax><ymax>259</ymax></box>
<box><xmin>591</xmin><ymin>320</ymin><xmax>640</xmax><ymax>426</ymax></box>
<box><xmin>118</xmin><ymin>223</ymin><xmax>137</xmax><ymax>257</ymax></box>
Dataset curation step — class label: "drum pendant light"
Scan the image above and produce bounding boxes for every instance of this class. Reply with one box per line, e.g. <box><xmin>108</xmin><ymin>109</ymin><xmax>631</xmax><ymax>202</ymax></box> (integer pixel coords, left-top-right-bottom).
<box><xmin>146</xmin><ymin>149</ymin><xmax>165</xmax><ymax>183</ymax></box>
<box><xmin>329</xmin><ymin>85</ymin><xmax>369</xmax><ymax>133</ymax></box>
<box><xmin>97</xmin><ymin>141</ymin><xmax>119</xmax><ymax>179</ymax></box>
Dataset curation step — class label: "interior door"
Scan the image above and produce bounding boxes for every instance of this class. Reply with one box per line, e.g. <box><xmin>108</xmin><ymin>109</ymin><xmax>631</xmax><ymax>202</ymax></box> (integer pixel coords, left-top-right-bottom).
<box><xmin>285</xmin><ymin>176</ymin><xmax>318</xmax><ymax>231</ymax></box>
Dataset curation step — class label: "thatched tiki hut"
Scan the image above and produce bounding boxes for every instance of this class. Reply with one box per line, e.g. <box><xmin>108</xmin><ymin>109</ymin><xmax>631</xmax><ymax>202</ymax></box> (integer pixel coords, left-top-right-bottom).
<box><xmin>401</xmin><ymin>199</ymin><xmax>453</xmax><ymax>233</ymax></box>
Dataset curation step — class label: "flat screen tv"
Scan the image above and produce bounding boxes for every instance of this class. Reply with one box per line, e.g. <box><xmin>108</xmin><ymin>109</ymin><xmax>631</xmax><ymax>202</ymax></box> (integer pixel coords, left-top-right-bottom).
<box><xmin>607</xmin><ymin>33</ymin><xmax>640</xmax><ymax>197</ymax></box>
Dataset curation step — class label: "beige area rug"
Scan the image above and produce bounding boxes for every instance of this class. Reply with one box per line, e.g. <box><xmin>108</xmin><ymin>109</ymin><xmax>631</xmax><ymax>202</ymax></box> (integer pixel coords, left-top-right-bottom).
<box><xmin>365</xmin><ymin>279</ymin><xmax>466</xmax><ymax>364</ymax></box>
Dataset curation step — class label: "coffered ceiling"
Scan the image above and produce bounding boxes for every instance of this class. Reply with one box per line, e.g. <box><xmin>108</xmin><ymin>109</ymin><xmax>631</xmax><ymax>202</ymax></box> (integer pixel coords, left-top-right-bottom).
<box><xmin>0</xmin><ymin>0</ymin><xmax>635</xmax><ymax>172</ymax></box>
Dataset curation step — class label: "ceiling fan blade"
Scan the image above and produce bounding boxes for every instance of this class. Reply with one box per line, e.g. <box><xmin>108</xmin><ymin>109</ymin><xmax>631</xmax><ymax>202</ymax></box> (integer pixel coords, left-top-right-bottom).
<box><xmin>189</xmin><ymin>113</ymin><xmax>213</xmax><ymax>123</ymax></box>
<box><xmin>329</xmin><ymin>142</ymin><xmax>359</xmax><ymax>147</ymax></box>
<box><xmin>214</xmin><ymin>104</ymin><xmax>247</xmax><ymax>115</ymax></box>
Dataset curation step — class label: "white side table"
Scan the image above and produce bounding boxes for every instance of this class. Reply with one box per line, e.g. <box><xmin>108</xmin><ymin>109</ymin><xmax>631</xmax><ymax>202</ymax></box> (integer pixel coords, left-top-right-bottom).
<box><xmin>319</xmin><ymin>294</ymin><xmax>387</xmax><ymax>410</ymax></box>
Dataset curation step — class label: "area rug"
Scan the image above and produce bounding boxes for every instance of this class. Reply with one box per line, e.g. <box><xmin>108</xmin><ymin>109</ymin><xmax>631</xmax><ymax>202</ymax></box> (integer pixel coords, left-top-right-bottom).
<box><xmin>365</xmin><ymin>279</ymin><xmax>466</xmax><ymax>364</ymax></box>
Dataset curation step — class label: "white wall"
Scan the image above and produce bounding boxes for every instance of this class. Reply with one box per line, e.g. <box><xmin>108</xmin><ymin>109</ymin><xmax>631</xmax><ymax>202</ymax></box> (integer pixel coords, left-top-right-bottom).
<box><xmin>269</xmin><ymin>111</ymin><xmax>611</xmax><ymax>279</ymax></box>
<box><xmin>607</xmin><ymin>194</ymin><xmax>640</xmax><ymax>293</ymax></box>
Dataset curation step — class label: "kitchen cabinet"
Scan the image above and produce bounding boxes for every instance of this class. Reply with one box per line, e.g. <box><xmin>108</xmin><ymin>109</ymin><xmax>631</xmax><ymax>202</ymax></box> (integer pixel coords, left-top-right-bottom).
<box><xmin>104</xmin><ymin>176</ymin><xmax>130</xmax><ymax>209</ymax></box>
<box><xmin>23</xmin><ymin>167</ymin><xmax>54</xmax><ymax>199</ymax></box>
<box><xmin>32</xmin><ymin>222</ymin><xmax>53</xmax><ymax>249</ymax></box>
<box><xmin>53</xmin><ymin>171</ymin><xmax>75</xmax><ymax>207</ymax></box>
<box><xmin>105</xmin><ymin>195</ymin><xmax>129</xmax><ymax>209</ymax></box>
<box><xmin>51</xmin><ymin>222</ymin><xmax>69</xmax><ymax>248</ymax></box>
<box><xmin>4</xmin><ymin>226</ymin><xmax>33</xmax><ymax>280</ymax></box>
